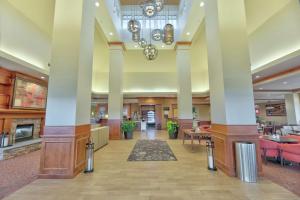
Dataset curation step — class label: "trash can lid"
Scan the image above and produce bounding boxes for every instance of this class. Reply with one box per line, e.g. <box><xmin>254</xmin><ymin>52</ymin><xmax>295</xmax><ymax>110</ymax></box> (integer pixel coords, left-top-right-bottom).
<box><xmin>236</xmin><ymin>141</ymin><xmax>254</xmax><ymax>144</ymax></box>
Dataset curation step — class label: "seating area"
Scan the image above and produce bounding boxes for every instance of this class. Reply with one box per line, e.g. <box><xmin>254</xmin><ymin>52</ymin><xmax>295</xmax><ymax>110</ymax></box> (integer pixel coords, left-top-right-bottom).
<box><xmin>259</xmin><ymin>131</ymin><xmax>300</xmax><ymax>166</ymax></box>
<box><xmin>1</xmin><ymin>0</ymin><xmax>300</xmax><ymax>199</ymax></box>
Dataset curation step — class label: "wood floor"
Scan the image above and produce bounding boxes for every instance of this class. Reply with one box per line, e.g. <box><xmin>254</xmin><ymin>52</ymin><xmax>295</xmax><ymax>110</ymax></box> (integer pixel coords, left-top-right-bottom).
<box><xmin>4</xmin><ymin>130</ymin><xmax>300</xmax><ymax>200</ymax></box>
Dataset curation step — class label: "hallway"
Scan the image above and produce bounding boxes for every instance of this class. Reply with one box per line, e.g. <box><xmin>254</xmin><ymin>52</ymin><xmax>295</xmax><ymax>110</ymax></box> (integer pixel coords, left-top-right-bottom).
<box><xmin>4</xmin><ymin>130</ymin><xmax>299</xmax><ymax>200</ymax></box>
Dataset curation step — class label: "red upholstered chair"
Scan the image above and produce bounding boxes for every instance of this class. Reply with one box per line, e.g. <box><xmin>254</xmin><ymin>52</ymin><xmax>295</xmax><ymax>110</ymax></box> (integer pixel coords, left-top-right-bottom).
<box><xmin>286</xmin><ymin>135</ymin><xmax>300</xmax><ymax>142</ymax></box>
<box><xmin>280</xmin><ymin>144</ymin><xmax>300</xmax><ymax>166</ymax></box>
<box><xmin>259</xmin><ymin>139</ymin><xmax>280</xmax><ymax>163</ymax></box>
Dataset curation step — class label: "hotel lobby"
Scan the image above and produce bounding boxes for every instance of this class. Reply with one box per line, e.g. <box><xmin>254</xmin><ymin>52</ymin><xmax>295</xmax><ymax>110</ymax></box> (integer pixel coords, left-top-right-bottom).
<box><xmin>0</xmin><ymin>0</ymin><xmax>300</xmax><ymax>199</ymax></box>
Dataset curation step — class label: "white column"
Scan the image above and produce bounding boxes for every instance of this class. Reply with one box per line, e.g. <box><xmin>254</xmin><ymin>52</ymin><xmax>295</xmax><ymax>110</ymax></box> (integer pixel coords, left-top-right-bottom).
<box><xmin>176</xmin><ymin>44</ymin><xmax>193</xmax><ymax>120</ymax></box>
<box><xmin>46</xmin><ymin>0</ymin><xmax>95</xmax><ymax>126</ymax></box>
<box><xmin>108</xmin><ymin>43</ymin><xmax>124</xmax><ymax>139</ymax></box>
<box><xmin>205</xmin><ymin>0</ymin><xmax>256</xmax><ymax>125</ymax></box>
<box><xmin>176</xmin><ymin>43</ymin><xmax>193</xmax><ymax>138</ymax></box>
<box><xmin>285</xmin><ymin>93</ymin><xmax>300</xmax><ymax>125</ymax></box>
<box><xmin>204</xmin><ymin>0</ymin><xmax>260</xmax><ymax>176</ymax></box>
<box><xmin>41</xmin><ymin>0</ymin><xmax>95</xmax><ymax>178</ymax></box>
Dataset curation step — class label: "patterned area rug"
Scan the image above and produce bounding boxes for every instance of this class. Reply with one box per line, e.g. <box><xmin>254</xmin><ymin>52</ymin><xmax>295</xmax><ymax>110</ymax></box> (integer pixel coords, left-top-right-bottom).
<box><xmin>128</xmin><ymin>140</ymin><xmax>177</xmax><ymax>161</ymax></box>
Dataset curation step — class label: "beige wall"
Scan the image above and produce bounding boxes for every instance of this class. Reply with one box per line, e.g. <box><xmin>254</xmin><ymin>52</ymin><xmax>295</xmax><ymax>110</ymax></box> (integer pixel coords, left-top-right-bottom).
<box><xmin>92</xmin><ymin>25</ymin><xmax>210</xmax><ymax>94</ymax></box>
<box><xmin>193</xmin><ymin>104</ymin><xmax>211</xmax><ymax>121</ymax></box>
<box><xmin>92</xmin><ymin>27</ymin><xmax>109</xmax><ymax>93</ymax></box>
<box><xmin>123</xmin><ymin>50</ymin><xmax>177</xmax><ymax>93</ymax></box>
<box><xmin>256</xmin><ymin>103</ymin><xmax>287</xmax><ymax>125</ymax></box>
<box><xmin>249</xmin><ymin>0</ymin><xmax>300</xmax><ymax>70</ymax></box>
<box><xmin>191</xmin><ymin>23</ymin><xmax>209</xmax><ymax>93</ymax></box>
<box><xmin>0</xmin><ymin>0</ymin><xmax>51</xmax><ymax>72</ymax></box>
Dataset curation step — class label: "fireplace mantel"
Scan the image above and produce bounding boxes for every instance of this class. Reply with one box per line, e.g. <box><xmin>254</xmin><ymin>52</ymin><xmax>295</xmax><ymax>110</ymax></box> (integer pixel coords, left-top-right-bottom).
<box><xmin>0</xmin><ymin>109</ymin><xmax>45</xmax><ymax>135</ymax></box>
<box><xmin>0</xmin><ymin>109</ymin><xmax>45</xmax><ymax>118</ymax></box>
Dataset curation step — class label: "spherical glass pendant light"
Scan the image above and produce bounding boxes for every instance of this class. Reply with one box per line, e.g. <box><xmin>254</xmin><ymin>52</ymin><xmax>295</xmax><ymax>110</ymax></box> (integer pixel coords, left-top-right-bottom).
<box><xmin>132</xmin><ymin>31</ymin><xmax>141</xmax><ymax>42</ymax></box>
<box><xmin>142</xmin><ymin>2</ymin><xmax>157</xmax><ymax>18</ymax></box>
<box><xmin>155</xmin><ymin>0</ymin><xmax>164</xmax><ymax>12</ymax></box>
<box><xmin>138</xmin><ymin>38</ymin><xmax>147</xmax><ymax>48</ymax></box>
<box><xmin>143</xmin><ymin>44</ymin><xmax>158</xmax><ymax>60</ymax></box>
<box><xmin>128</xmin><ymin>19</ymin><xmax>141</xmax><ymax>33</ymax></box>
<box><xmin>163</xmin><ymin>24</ymin><xmax>174</xmax><ymax>45</ymax></box>
<box><xmin>152</xmin><ymin>29</ymin><xmax>163</xmax><ymax>41</ymax></box>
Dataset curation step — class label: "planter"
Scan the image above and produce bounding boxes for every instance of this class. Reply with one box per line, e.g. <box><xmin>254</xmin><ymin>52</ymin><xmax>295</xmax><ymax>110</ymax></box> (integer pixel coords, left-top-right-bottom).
<box><xmin>124</xmin><ymin>131</ymin><xmax>133</xmax><ymax>139</ymax></box>
<box><xmin>168</xmin><ymin>129</ymin><xmax>178</xmax><ymax>139</ymax></box>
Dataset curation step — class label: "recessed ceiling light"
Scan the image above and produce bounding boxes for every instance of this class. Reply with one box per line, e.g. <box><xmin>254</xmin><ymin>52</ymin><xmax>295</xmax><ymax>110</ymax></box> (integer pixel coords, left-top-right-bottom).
<box><xmin>162</xmin><ymin>45</ymin><xmax>165</xmax><ymax>48</ymax></box>
<box><xmin>259</xmin><ymin>88</ymin><xmax>263</xmax><ymax>90</ymax></box>
<box><xmin>200</xmin><ymin>2</ymin><xmax>205</xmax><ymax>7</ymax></box>
<box><xmin>109</xmin><ymin>32</ymin><xmax>114</xmax><ymax>36</ymax></box>
<box><xmin>41</xmin><ymin>76</ymin><xmax>45</xmax><ymax>79</ymax></box>
<box><xmin>186</xmin><ymin>32</ymin><xmax>191</xmax><ymax>36</ymax></box>
<box><xmin>134</xmin><ymin>45</ymin><xmax>138</xmax><ymax>48</ymax></box>
<box><xmin>255</xmin><ymin>75</ymin><xmax>260</xmax><ymax>79</ymax></box>
<box><xmin>95</xmin><ymin>1</ymin><xmax>100</xmax><ymax>7</ymax></box>
<box><xmin>283</xmin><ymin>81</ymin><xmax>288</xmax><ymax>84</ymax></box>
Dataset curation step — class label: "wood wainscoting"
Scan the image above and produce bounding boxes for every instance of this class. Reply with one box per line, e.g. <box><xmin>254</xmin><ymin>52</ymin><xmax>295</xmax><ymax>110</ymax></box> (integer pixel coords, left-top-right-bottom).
<box><xmin>177</xmin><ymin>119</ymin><xmax>193</xmax><ymax>139</ymax></box>
<box><xmin>210</xmin><ymin>124</ymin><xmax>262</xmax><ymax>177</ymax></box>
<box><xmin>108</xmin><ymin>119</ymin><xmax>122</xmax><ymax>140</ymax></box>
<box><xmin>39</xmin><ymin>124</ymin><xmax>90</xmax><ymax>179</ymax></box>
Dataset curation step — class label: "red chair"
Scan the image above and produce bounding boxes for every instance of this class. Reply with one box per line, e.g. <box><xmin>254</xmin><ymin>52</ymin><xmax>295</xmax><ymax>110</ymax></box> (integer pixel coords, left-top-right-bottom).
<box><xmin>280</xmin><ymin>144</ymin><xmax>300</xmax><ymax>166</ymax></box>
<box><xmin>286</xmin><ymin>135</ymin><xmax>300</xmax><ymax>142</ymax></box>
<box><xmin>259</xmin><ymin>139</ymin><xmax>280</xmax><ymax>163</ymax></box>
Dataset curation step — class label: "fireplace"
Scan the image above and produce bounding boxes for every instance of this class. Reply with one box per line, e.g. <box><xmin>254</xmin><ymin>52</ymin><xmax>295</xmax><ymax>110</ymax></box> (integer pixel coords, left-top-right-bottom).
<box><xmin>15</xmin><ymin>124</ymin><xmax>34</xmax><ymax>142</ymax></box>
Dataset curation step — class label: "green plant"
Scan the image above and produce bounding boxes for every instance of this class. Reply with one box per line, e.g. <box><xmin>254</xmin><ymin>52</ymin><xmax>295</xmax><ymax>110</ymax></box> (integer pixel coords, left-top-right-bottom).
<box><xmin>167</xmin><ymin>120</ymin><xmax>179</xmax><ymax>135</ymax></box>
<box><xmin>121</xmin><ymin>120</ymin><xmax>137</xmax><ymax>133</ymax></box>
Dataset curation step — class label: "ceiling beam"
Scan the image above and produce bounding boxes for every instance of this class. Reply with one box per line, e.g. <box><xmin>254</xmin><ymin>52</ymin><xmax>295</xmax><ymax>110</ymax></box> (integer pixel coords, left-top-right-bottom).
<box><xmin>253</xmin><ymin>66</ymin><xmax>300</xmax><ymax>84</ymax></box>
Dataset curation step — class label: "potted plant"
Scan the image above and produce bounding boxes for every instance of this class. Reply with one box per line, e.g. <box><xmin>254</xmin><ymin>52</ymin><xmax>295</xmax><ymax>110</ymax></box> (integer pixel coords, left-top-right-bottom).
<box><xmin>121</xmin><ymin>120</ymin><xmax>136</xmax><ymax>139</ymax></box>
<box><xmin>167</xmin><ymin>120</ymin><xmax>179</xmax><ymax>139</ymax></box>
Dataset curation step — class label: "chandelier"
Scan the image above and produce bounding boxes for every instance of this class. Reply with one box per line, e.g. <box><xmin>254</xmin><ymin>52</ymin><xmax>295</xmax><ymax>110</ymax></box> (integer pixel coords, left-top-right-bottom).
<box><xmin>128</xmin><ymin>0</ymin><xmax>175</xmax><ymax>60</ymax></box>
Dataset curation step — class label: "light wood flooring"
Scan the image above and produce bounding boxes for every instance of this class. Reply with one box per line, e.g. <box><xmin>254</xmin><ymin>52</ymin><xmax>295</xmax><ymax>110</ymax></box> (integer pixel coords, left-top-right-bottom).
<box><xmin>4</xmin><ymin>130</ymin><xmax>300</xmax><ymax>200</ymax></box>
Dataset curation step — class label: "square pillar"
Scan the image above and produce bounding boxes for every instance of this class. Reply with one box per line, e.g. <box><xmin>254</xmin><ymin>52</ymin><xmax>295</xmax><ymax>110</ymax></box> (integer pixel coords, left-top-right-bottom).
<box><xmin>285</xmin><ymin>93</ymin><xmax>300</xmax><ymax>125</ymax></box>
<box><xmin>204</xmin><ymin>0</ymin><xmax>262</xmax><ymax>176</ymax></box>
<box><xmin>40</xmin><ymin>0</ymin><xmax>95</xmax><ymax>179</ymax></box>
<box><xmin>176</xmin><ymin>42</ymin><xmax>193</xmax><ymax>138</ymax></box>
<box><xmin>107</xmin><ymin>42</ymin><xmax>124</xmax><ymax>140</ymax></box>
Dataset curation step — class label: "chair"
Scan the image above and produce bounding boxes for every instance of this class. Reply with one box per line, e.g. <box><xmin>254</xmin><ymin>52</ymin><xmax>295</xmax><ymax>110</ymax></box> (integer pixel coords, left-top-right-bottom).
<box><xmin>263</xmin><ymin>126</ymin><xmax>273</xmax><ymax>135</ymax></box>
<box><xmin>259</xmin><ymin>139</ymin><xmax>280</xmax><ymax>164</ymax></box>
<box><xmin>285</xmin><ymin>135</ymin><xmax>300</xmax><ymax>142</ymax></box>
<box><xmin>280</xmin><ymin>144</ymin><xmax>300</xmax><ymax>166</ymax></box>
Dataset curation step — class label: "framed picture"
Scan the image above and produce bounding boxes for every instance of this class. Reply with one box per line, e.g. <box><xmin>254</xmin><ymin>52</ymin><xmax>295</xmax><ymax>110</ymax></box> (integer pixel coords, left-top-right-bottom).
<box><xmin>12</xmin><ymin>77</ymin><xmax>47</xmax><ymax>109</ymax></box>
<box><xmin>266</xmin><ymin>103</ymin><xmax>286</xmax><ymax>116</ymax></box>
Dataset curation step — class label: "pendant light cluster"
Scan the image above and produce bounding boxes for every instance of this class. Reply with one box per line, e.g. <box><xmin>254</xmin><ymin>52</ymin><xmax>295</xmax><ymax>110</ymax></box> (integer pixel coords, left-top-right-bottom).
<box><xmin>127</xmin><ymin>0</ymin><xmax>175</xmax><ymax>60</ymax></box>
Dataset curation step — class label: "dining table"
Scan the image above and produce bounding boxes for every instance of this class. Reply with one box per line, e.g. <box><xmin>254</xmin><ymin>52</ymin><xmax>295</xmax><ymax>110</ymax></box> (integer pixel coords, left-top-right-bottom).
<box><xmin>183</xmin><ymin>129</ymin><xmax>212</xmax><ymax>150</ymax></box>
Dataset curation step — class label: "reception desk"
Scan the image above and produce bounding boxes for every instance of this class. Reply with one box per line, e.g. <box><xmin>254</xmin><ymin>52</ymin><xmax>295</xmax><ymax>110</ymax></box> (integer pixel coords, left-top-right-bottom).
<box><xmin>91</xmin><ymin>126</ymin><xmax>109</xmax><ymax>151</ymax></box>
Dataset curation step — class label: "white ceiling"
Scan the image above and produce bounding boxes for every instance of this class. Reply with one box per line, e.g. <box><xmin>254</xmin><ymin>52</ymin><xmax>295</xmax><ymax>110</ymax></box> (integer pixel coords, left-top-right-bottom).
<box><xmin>252</xmin><ymin>52</ymin><xmax>300</xmax><ymax>79</ymax></box>
<box><xmin>253</xmin><ymin>71</ymin><xmax>300</xmax><ymax>91</ymax></box>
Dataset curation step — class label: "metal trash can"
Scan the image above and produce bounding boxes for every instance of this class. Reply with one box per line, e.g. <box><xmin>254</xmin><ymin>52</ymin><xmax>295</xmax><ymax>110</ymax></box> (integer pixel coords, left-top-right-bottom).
<box><xmin>84</xmin><ymin>142</ymin><xmax>94</xmax><ymax>173</ymax></box>
<box><xmin>206</xmin><ymin>140</ymin><xmax>217</xmax><ymax>171</ymax></box>
<box><xmin>235</xmin><ymin>142</ymin><xmax>257</xmax><ymax>182</ymax></box>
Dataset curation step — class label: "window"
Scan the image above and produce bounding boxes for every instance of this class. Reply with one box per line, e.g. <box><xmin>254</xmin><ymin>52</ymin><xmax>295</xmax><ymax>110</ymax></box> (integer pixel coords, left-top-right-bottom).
<box><xmin>122</xmin><ymin>15</ymin><xmax>177</xmax><ymax>30</ymax></box>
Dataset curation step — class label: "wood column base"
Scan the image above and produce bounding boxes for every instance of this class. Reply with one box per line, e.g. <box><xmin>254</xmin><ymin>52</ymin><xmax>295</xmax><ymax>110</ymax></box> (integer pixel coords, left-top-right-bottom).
<box><xmin>108</xmin><ymin>119</ymin><xmax>122</xmax><ymax>140</ymax></box>
<box><xmin>210</xmin><ymin>124</ymin><xmax>262</xmax><ymax>177</ymax></box>
<box><xmin>178</xmin><ymin>119</ymin><xmax>193</xmax><ymax>139</ymax></box>
<box><xmin>39</xmin><ymin>124</ymin><xmax>90</xmax><ymax>179</ymax></box>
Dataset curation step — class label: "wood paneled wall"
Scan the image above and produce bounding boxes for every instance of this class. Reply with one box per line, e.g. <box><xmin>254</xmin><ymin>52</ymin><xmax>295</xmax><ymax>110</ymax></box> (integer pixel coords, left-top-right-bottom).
<box><xmin>0</xmin><ymin>67</ymin><xmax>14</xmax><ymax>109</ymax></box>
<box><xmin>0</xmin><ymin>66</ymin><xmax>47</xmax><ymax>134</ymax></box>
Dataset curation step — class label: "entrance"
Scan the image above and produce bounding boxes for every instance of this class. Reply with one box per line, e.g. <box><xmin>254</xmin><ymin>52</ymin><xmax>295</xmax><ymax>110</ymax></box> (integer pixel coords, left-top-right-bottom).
<box><xmin>141</xmin><ymin>105</ymin><xmax>156</xmax><ymax>130</ymax></box>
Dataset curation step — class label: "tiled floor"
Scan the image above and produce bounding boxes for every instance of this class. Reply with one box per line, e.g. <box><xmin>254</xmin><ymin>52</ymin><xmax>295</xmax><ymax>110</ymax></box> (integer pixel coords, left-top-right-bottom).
<box><xmin>3</xmin><ymin>130</ymin><xmax>300</xmax><ymax>200</ymax></box>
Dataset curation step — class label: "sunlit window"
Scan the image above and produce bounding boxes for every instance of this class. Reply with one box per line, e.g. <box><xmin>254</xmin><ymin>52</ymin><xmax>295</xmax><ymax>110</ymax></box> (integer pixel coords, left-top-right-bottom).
<box><xmin>122</xmin><ymin>15</ymin><xmax>177</xmax><ymax>30</ymax></box>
